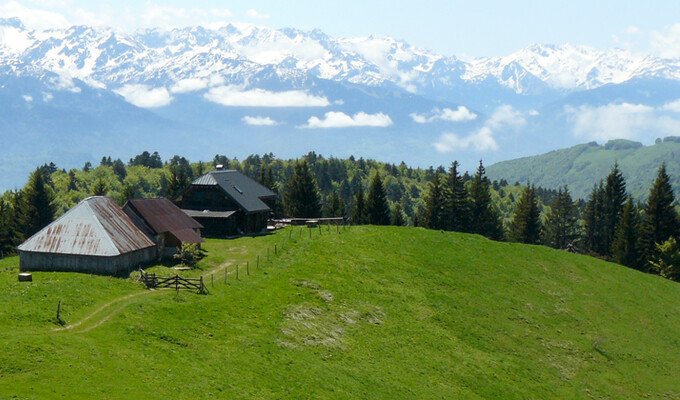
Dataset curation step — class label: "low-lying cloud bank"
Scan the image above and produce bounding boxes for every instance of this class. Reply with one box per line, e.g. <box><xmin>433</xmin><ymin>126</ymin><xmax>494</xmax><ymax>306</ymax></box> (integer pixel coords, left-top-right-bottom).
<box><xmin>301</xmin><ymin>111</ymin><xmax>393</xmax><ymax>128</ymax></box>
<box><xmin>205</xmin><ymin>86</ymin><xmax>330</xmax><ymax>107</ymax></box>
<box><xmin>411</xmin><ymin>106</ymin><xmax>477</xmax><ymax>123</ymax></box>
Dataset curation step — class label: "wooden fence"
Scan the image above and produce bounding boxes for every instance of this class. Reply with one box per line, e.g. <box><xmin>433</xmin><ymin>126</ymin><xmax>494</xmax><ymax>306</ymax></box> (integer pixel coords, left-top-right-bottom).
<box><xmin>139</xmin><ymin>270</ymin><xmax>207</xmax><ymax>294</ymax></box>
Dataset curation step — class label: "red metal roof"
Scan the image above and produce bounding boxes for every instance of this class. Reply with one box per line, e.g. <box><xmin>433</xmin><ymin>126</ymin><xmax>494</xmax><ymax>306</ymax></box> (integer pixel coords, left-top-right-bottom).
<box><xmin>124</xmin><ymin>199</ymin><xmax>204</xmax><ymax>244</ymax></box>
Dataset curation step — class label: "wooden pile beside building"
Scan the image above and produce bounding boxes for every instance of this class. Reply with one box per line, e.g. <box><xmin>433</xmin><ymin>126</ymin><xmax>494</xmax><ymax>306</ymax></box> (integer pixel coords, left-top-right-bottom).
<box><xmin>179</xmin><ymin>168</ymin><xmax>276</xmax><ymax>237</ymax></box>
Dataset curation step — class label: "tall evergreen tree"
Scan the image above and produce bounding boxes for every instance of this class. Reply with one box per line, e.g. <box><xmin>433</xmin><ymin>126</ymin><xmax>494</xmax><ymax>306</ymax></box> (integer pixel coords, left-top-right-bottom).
<box><xmin>284</xmin><ymin>160</ymin><xmax>321</xmax><ymax>218</ymax></box>
<box><xmin>424</xmin><ymin>171</ymin><xmax>445</xmax><ymax>229</ymax></box>
<box><xmin>611</xmin><ymin>198</ymin><xmax>644</xmax><ymax>270</ymax></box>
<box><xmin>583</xmin><ymin>182</ymin><xmax>607</xmax><ymax>256</ymax></box>
<box><xmin>468</xmin><ymin>161</ymin><xmax>504</xmax><ymax>240</ymax></box>
<box><xmin>392</xmin><ymin>203</ymin><xmax>405</xmax><ymax>226</ymax></box>
<box><xmin>642</xmin><ymin>163</ymin><xmax>680</xmax><ymax>268</ymax></box>
<box><xmin>543</xmin><ymin>186</ymin><xmax>579</xmax><ymax>249</ymax></box>
<box><xmin>508</xmin><ymin>184</ymin><xmax>542</xmax><ymax>244</ymax></box>
<box><xmin>442</xmin><ymin>161</ymin><xmax>470</xmax><ymax>232</ymax></box>
<box><xmin>365</xmin><ymin>173</ymin><xmax>391</xmax><ymax>225</ymax></box>
<box><xmin>91</xmin><ymin>177</ymin><xmax>108</xmax><ymax>196</ymax></box>
<box><xmin>351</xmin><ymin>187</ymin><xmax>366</xmax><ymax>224</ymax></box>
<box><xmin>22</xmin><ymin>168</ymin><xmax>56</xmax><ymax>238</ymax></box>
<box><xmin>603</xmin><ymin>163</ymin><xmax>627</xmax><ymax>256</ymax></box>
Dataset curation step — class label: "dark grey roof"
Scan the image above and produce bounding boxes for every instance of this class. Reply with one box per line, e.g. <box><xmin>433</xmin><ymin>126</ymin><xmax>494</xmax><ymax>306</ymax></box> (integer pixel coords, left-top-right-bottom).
<box><xmin>191</xmin><ymin>170</ymin><xmax>276</xmax><ymax>213</ymax></box>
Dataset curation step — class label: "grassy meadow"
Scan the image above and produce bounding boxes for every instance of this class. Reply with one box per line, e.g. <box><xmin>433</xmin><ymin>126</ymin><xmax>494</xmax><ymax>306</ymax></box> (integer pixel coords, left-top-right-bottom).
<box><xmin>1</xmin><ymin>226</ymin><xmax>680</xmax><ymax>399</ymax></box>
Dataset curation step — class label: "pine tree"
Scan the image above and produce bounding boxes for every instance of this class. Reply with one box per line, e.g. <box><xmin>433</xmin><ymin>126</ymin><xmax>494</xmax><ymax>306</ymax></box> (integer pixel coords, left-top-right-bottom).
<box><xmin>392</xmin><ymin>203</ymin><xmax>405</xmax><ymax>226</ymax></box>
<box><xmin>468</xmin><ymin>161</ymin><xmax>504</xmax><ymax>240</ymax></box>
<box><xmin>351</xmin><ymin>187</ymin><xmax>366</xmax><ymax>224</ymax></box>
<box><xmin>442</xmin><ymin>161</ymin><xmax>470</xmax><ymax>233</ymax></box>
<box><xmin>603</xmin><ymin>163</ymin><xmax>627</xmax><ymax>256</ymax></box>
<box><xmin>583</xmin><ymin>182</ymin><xmax>607</xmax><ymax>256</ymax></box>
<box><xmin>323</xmin><ymin>191</ymin><xmax>343</xmax><ymax>217</ymax></box>
<box><xmin>543</xmin><ymin>186</ymin><xmax>579</xmax><ymax>249</ymax></box>
<box><xmin>284</xmin><ymin>160</ymin><xmax>321</xmax><ymax>218</ymax></box>
<box><xmin>508</xmin><ymin>184</ymin><xmax>542</xmax><ymax>244</ymax></box>
<box><xmin>91</xmin><ymin>177</ymin><xmax>108</xmax><ymax>196</ymax></box>
<box><xmin>642</xmin><ymin>163</ymin><xmax>680</xmax><ymax>268</ymax></box>
<box><xmin>611</xmin><ymin>198</ymin><xmax>644</xmax><ymax>270</ymax></box>
<box><xmin>22</xmin><ymin>168</ymin><xmax>56</xmax><ymax>238</ymax></box>
<box><xmin>365</xmin><ymin>173</ymin><xmax>391</xmax><ymax>225</ymax></box>
<box><xmin>424</xmin><ymin>171</ymin><xmax>444</xmax><ymax>229</ymax></box>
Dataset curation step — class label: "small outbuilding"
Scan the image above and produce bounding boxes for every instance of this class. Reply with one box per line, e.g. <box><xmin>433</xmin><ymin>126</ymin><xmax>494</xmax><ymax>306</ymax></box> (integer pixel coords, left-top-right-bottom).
<box><xmin>123</xmin><ymin>198</ymin><xmax>204</xmax><ymax>259</ymax></box>
<box><xmin>178</xmin><ymin>168</ymin><xmax>276</xmax><ymax>237</ymax></box>
<box><xmin>17</xmin><ymin>196</ymin><xmax>156</xmax><ymax>276</ymax></box>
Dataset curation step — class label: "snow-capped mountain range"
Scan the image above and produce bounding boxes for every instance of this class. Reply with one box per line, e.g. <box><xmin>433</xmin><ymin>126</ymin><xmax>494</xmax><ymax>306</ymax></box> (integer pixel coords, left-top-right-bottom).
<box><xmin>2</xmin><ymin>16</ymin><xmax>680</xmax><ymax>189</ymax></box>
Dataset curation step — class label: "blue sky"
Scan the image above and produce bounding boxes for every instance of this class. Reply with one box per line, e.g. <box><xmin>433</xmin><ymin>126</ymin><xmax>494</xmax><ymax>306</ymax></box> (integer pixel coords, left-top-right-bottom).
<box><xmin>2</xmin><ymin>0</ymin><xmax>680</xmax><ymax>57</ymax></box>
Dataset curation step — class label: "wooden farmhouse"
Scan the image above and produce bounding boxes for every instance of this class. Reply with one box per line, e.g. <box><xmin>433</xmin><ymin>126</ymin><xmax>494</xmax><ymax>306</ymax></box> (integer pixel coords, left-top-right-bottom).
<box><xmin>123</xmin><ymin>198</ymin><xmax>204</xmax><ymax>259</ymax></box>
<box><xmin>17</xmin><ymin>196</ymin><xmax>156</xmax><ymax>276</ymax></box>
<box><xmin>179</xmin><ymin>168</ymin><xmax>276</xmax><ymax>237</ymax></box>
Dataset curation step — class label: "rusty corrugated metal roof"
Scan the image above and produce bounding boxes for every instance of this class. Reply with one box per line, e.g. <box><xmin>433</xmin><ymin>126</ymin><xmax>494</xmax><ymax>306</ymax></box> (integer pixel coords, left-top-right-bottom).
<box><xmin>125</xmin><ymin>198</ymin><xmax>203</xmax><ymax>234</ymax></box>
<box><xmin>17</xmin><ymin>196</ymin><xmax>155</xmax><ymax>256</ymax></box>
<box><xmin>169</xmin><ymin>228</ymin><xmax>203</xmax><ymax>244</ymax></box>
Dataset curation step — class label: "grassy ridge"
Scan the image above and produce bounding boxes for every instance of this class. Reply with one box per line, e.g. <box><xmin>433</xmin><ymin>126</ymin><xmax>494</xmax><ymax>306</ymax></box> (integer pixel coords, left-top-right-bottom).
<box><xmin>1</xmin><ymin>226</ymin><xmax>680</xmax><ymax>398</ymax></box>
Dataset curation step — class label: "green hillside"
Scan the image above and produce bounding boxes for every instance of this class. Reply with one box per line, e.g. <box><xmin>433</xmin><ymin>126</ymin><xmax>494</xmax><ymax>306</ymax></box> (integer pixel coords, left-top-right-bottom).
<box><xmin>486</xmin><ymin>138</ymin><xmax>680</xmax><ymax>200</ymax></box>
<box><xmin>2</xmin><ymin>226</ymin><xmax>680</xmax><ymax>398</ymax></box>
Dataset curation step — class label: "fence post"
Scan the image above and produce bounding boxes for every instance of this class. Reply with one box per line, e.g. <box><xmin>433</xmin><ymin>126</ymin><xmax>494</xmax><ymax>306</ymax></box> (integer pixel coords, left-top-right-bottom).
<box><xmin>211</xmin><ymin>274</ymin><xmax>214</xmax><ymax>288</ymax></box>
<box><xmin>337</xmin><ymin>224</ymin><xmax>339</xmax><ymax>234</ymax></box>
<box><xmin>247</xmin><ymin>261</ymin><xmax>250</xmax><ymax>276</ymax></box>
<box><xmin>200</xmin><ymin>276</ymin><xmax>204</xmax><ymax>294</ymax></box>
<box><xmin>257</xmin><ymin>255</ymin><xmax>260</xmax><ymax>269</ymax></box>
<box><xmin>236</xmin><ymin>264</ymin><xmax>239</xmax><ymax>280</ymax></box>
<box><xmin>56</xmin><ymin>300</ymin><xmax>61</xmax><ymax>324</ymax></box>
<box><xmin>289</xmin><ymin>229</ymin><xmax>292</xmax><ymax>239</ymax></box>
<box><xmin>275</xmin><ymin>244</ymin><xmax>277</xmax><ymax>255</ymax></box>
<box><xmin>318</xmin><ymin>224</ymin><xmax>322</xmax><ymax>235</ymax></box>
<box><xmin>309</xmin><ymin>227</ymin><xmax>312</xmax><ymax>239</ymax></box>
<box><xmin>327</xmin><ymin>223</ymin><xmax>330</xmax><ymax>232</ymax></box>
<box><xmin>175</xmin><ymin>276</ymin><xmax>179</xmax><ymax>293</ymax></box>
<box><xmin>225</xmin><ymin>267</ymin><xmax>227</xmax><ymax>284</ymax></box>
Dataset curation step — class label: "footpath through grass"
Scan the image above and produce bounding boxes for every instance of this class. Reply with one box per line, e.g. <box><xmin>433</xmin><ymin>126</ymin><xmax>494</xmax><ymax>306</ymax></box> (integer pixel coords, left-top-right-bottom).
<box><xmin>1</xmin><ymin>225</ymin><xmax>680</xmax><ymax>399</ymax></box>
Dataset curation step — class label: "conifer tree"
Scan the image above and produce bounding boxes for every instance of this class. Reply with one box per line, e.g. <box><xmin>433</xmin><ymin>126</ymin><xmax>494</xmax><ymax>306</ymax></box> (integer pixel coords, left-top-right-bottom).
<box><xmin>442</xmin><ymin>161</ymin><xmax>470</xmax><ymax>232</ymax></box>
<box><xmin>392</xmin><ymin>203</ymin><xmax>405</xmax><ymax>226</ymax></box>
<box><xmin>611</xmin><ymin>198</ymin><xmax>644</xmax><ymax>270</ymax></box>
<box><xmin>642</xmin><ymin>163</ymin><xmax>680</xmax><ymax>267</ymax></box>
<box><xmin>22</xmin><ymin>168</ymin><xmax>55</xmax><ymax>237</ymax></box>
<box><xmin>583</xmin><ymin>182</ymin><xmax>607</xmax><ymax>256</ymax></box>
<box><xmin>543</xmin><ymin>186</ymin><xmax>579</xmax><ymax>249</ymax></box>
<box><xmin>603</xmin><ymin>163</ymin><xmax>627</xmax><ymax>256</ymax></box>
<box><xmin>508</xmin><ymin>184</ymin><xmax>542</xmax><ymax>244</ymax></box>
<box><xmin>365</xmin><ymin>173</ymin><xmax>391</xmax><ymax>225</ymax></box>
<box><xmin>284</xmin><ymin>160</ymin><xmax>321</xmax><ymax>218</ymax></box>
<box><xmin>323</xmin><ymin>191</ymin><xmax>344</xmax><ymax>217</ymax></box>
<box><xmin>424</xmin><ymin>171</ymin><xmax>444</xmax><ymax>229</ymax></box>
<box><xmin>468</xmin><ymin>161</ymin><xmax>504</xmax><ymax>240</ymax></box>
<box><xmin>351</xmin><ymin>187</ymin><xmax>366</xmax><ymax>224</ymax></box>
<box><xmin>91</xmin><ymin>177</ymin><xmax>108</xmax><ymax>196</ymax></box>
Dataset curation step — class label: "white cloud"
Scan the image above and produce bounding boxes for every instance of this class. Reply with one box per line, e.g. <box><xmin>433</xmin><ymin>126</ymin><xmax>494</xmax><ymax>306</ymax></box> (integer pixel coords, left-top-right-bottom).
<box><xmin>205</xmin><ymin>86</ymin><xmax>329</xmax><ymax>107</ymax></box>
<box><xmin>651</xmin><ymin>24</ymin><xmax>680</xmax><ymax>58</ymax></box>
<box><xmin>565</xmin><ymin>102</ymin><xmax>680</xmax><ymax>142</ymax></box>
<box><xmin>663</xmin><ymin>99</ymin><xmax>680</xmax><ymax>113</ymax></box>
<box><xmin>0</xmin><ymin>1</ymin><xmax>70</xmax><ymax>30</ymax></box>
<box><xmin>411</xmin><ymin>106</ymin><xmax>477</xmax><ymax>124</ymax></box>
<box><xmin>142</xmin><ymin>4</ymin><xmax>232</xmax><ymax>29</ymax></box>
<box><xmin>115</xmin><ymin>84</ymin><xmax>173</xmax><ymax>108</ymax></box>
<box><xmin>242</xmin><ymin>116</ymin><xmax>279</xmax><ymax>126</ymax></box>
<box><xmin>22</xmin><ymin>94</ymin><xmax>32</xmax><ymax>102</ymax></box>
<box><xmin>47</xmin><ymin>73</ymin><xmax>81</xmax><ymax>93</ymax></box>
<box><xmin>246</xmin><ymin>9</ymin><xmax>269</xmax><ymax>19</ymax></box>
<box><xmin>42</xmin><ymin>92</ymin><xmax>53</xmax><ymax>102</ymax></box>
<box><xmin>529</xmin><ymin>110</ymin><xmax>540</xmax><ymax>116</ymax></box>
<box><xmin>625</xmin><ymin>26</ymin><xmax>641</xmax><ymax>35</ymax></box>
<box><xmin>301</xmin><ymin>111</ymin><xmax>393</xmax><ymax>128</ymax></box>
<box><xmin>170</xmin><ymin>78</ymin><xmax>208</xmax><ymax>94</ymax></box>
<box><xmin>433</xmin><ymin>105</ymin><xmax>525</xmax><ymax>152</ymax></box>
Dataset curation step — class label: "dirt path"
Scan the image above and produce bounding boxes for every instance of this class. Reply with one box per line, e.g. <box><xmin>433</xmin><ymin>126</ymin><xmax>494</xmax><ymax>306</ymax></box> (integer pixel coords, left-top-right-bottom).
<box><xmin>54</xmin><ymin>261</ymin><xmax>234</xmax><ymax>334</ymax></box>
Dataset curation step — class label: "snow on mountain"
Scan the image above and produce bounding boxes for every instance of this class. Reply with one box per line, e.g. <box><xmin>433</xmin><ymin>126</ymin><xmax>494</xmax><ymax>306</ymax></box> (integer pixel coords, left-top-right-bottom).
<box><xmin>2</xmin><ymin>17</ymin><xmax>680</xmax><ymax>101</ymax></box>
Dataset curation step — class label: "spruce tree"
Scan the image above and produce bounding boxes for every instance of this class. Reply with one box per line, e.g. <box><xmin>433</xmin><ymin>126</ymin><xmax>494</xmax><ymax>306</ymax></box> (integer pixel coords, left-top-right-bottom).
<box><xmin>365</xmin><ymin>173</ymin><xmax>391</xmax><ymax>225</ymax></box>
<box><xmin>424</xmin><ymin>171</ymin><xmax>444</xmax><ymax>229</ymax></box>
<box><xmin>543</xmin><ymin>186</ymin><xmax>579</xmax><ymax>249</ymax></box>
<box><xmin>583</xmin><ymin>182</ymin><xmax>607</xmax><ymax>256</ymax></box>
<box><xmin>508</xmin><ymin>184</ymin><xmax>542</xmax><ymax>244</ymax></box>
<box><xmin>284</xmin><ymin>160</ymin><xmax>321</xmax><ymax>218</ymax></box>
<box><xmin>603</xmin><ymin>163</ymin><xmax>627</xmax><ymax>256</ymax></box>
<box><xmin>642</xmin><ymin>163</ymin><xmax>680</xmax><ymax>267</ymax></box>
<box><xmin>22</xmin><ymin>168</ymin><xmax>56</xmax><ymax>238</ymax></box>
<box><xmin>392</xmin><ymin>203</ymin><xmax>405</xmax><ymax>226</ymax></box>
<box><xmin>351</xmin><ymin>187</ymin><xmax>366</xmax><ymax>224</ymax></box>
<box><xmin>468</xmin><ymin>161</ymin><xmax>504</xmax><ymax>240</ymax></box>
<box><xmin>91</xmin><ymin>177</ymin><xmax>108</xmax><ymax>196</ymax></box>
<box><xmin>442</xmin><ymin>161</ymin><xmax>470</xmax><ymax>232</ymax></box>
<box><xmin>611</xmin><ymin>198</ymin><xmax>644</xmax><ymax>270</ymax></box>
